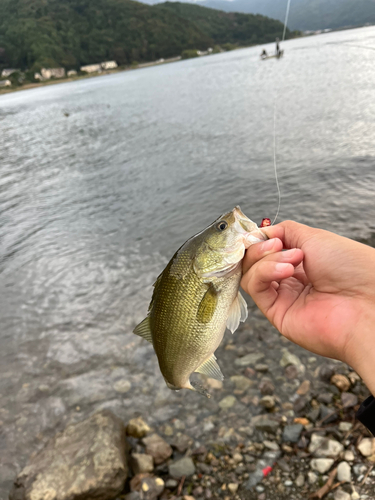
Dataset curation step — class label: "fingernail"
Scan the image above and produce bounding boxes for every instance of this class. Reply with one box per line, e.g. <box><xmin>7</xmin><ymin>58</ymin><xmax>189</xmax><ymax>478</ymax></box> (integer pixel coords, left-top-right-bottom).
<box><xmin>260</xmin><ymin>239</ymin><xmax>275</xmax><ymax>252</ymax></box>
<box><xmin>275</xmin><ymin>263</ymin><xmax>291</xmax><ymax>272</ymax></box>
<box><xmin>282</xmin><ymin>248</ymin><xmax>296</xmax><ymax>258</ymax></box>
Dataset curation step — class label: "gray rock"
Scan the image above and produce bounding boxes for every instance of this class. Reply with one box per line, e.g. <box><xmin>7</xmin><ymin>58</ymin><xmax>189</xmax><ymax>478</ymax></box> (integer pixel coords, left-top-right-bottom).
<box><xmin>235</xmin><ymin>352</ymin><xmax>265</xmax><ymax>367</ymax></box>
<box><xmin>130</xmin><ymin>453</ymin><xmax>154</xmax><ymax>474</ymax></box>
<box><xmin>143</xmin><ymin>434</ymin><xmax>172</xmax><ymax>464</ymax></box>
<box><xmin>310</xmin><ymin>458</ymin><xmax>334</xmax><ymax>474</ymax></box>
<box><xmin>168</xmin><ymin>457</ymin><xmax>196</xmax><ymax>478</ymax></box>
<box><xmin>259</xmin><ymin>379</ymin><xmax>275</xmax><ymax>395</ymax></box>
<box><xmin>171</xmin><ymin>433</ymin><xmax>194</xmax><ymax>453</ymax></box>
<box><xmin>319</xmin><ymin>404</ymin><xmax>338</xmax><ymax>424</ymax></box>
<box><xmin>124</xmin><ymin>493</ymin><xmax>141</xmax><ymax>500</ymax></box>
<box><xmin>339</xmin><ymin>422</ymin><xmax>353</xmax><ymax>433</ymax></box>
<box><xmin>283</xmin><ymin>424</ymin><xmax>303</xmax><ymax>443</ymax></box>
<box><xmin>308</xmin><ymin>433</ymin><xmax>344</xmax><ymax>457</ymax></box>
<box><xmin>113</xmin><ymin>379</ymin><xmax>131</xmax><ymax>393</ymax></box>
<box><xmin>337</xmin><ymin>461</ymin><xmax>351</xmax><ymax>483</ymax></box>
<box><xmin>317</xmin><ymin>392</ymin><xmax>333</xmax><ymax>404</ymax></box>
<box><xmin>251</xmin><ymin>415</ymin><xmax>279</xmax><ymax>433</ymax></box>
<box><xmin>165</xmin><ymin>479</ymin><xmax>178</xmax><ymax>489</ymax></box>
<box><xmin>341</xmin><ymin>392</ymin><xmax>358</xmax><ymax>408</ymax></box>
<box><xmin>10</xmin><ymin>410</ymin><xmax>128</xmax><ymax>500</ymax></box>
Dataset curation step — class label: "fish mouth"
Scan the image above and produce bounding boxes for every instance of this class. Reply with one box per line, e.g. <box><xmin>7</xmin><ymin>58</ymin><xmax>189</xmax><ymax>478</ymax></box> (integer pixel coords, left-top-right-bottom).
<box><xmin>232</xmin><ymin>206</ymin><xmax>268</xmax><ymax>246</ymax></box>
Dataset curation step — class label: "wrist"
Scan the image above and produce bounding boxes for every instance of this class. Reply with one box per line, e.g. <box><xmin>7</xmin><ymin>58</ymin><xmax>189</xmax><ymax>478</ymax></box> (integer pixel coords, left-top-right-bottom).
<box><xmin>346</xmin><ymin>304</ymin><xmax>375</xmax><ymax>396</ymax></box>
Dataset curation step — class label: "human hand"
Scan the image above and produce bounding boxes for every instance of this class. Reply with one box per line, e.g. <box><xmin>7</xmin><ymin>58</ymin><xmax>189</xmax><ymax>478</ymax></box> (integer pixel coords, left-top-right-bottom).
<box><xmin>241</xmin><ymin>221</ymin><xmax>375</xmax><ymax>395</ymax></box>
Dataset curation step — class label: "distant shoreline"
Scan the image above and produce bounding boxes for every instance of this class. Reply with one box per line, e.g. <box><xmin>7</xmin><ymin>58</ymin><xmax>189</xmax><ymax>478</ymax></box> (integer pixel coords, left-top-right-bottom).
<box><xmin>0</xmin><ymin>56</ymin><xmax>183</xmax><ymax>96</ymax></box>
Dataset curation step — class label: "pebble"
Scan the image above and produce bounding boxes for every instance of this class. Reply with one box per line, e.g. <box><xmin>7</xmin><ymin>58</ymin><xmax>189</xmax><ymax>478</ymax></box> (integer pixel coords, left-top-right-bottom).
<box><xmin>173</xmin><ymin>419</ymin><xmax>185</xmax><ymax>430</ymax></box>
<box><xmin>165</xmin><ymin>479</ymin><xmax>178</xmax><ymax>489</ymax></box>
<box><xmin>206</xmin><ymin>378</ymin><xmax>223</xmax><ymax>390</ymax></box>
<box><xmin>127</xmin><ymin>417</ymin><xmax>151</xmax><ymax>438</ymax></box>
<box><xmin>284</xmin><ymin>480</ymin><xmax>293</xmax><ymax>487</ymax></box>
<box><xmin>308</xmin><ymin>433</ymin><xmax>344</xmax><ymax>457</ymax></box>
<box><xmin>296</xmin><ymin>380</ymin><xmax>311</xmax><ymax>395</ymax></box>
<box><xmin>344</xmin><ymin>450</ymin><xmax>355</xmax><ymax>461</ymax></box>
<box><xmin>341</xmin><ymin>392</ymin><xmax>358</xmax><ymax>408</ymax></box>
<box><xmin>259</xmin><ymin>379</ymin><xmax>275</xmax><ymax>395</ymax></box>
<box><xmin>264</xmin><ymin>440</ymin><xmax>280</xmax><ymax>451</ymax></box>
<box><xmin>333</xmin><ymin>490</ymin><xmax>351</xmax><ymax>500</ymax></box>
<box><xmin>295</xmin><ymin>473</ymin><xmax>305</xmax><ymax>487</ymax></box>
<box><xmin>310</xmin><ymin>458</ymin><xmax>334</xmax><ymax>474</ymax></box>
<box><xmin>143</xmin><ymin>434</ymin><xmax>173</xmax><ymax>464</ymax></box>
<box><xmin>234</xmin><ymin>352</ymin><xmax>265</xmax><ymax>367</ymax></box>
<box><xmin>254</xmin><ymin>363</ymin><xmax>269</xmax><ymax>372</ymax></box>
<box><xmin>130</xmin><ymin>453</ymin><xmax>154</xmax><ymax>474</ymax></box>
<box><xmin>232</xmin><ymin>453</ymin><xmax>243</xmax><ymax>463</ymax></box>
<box><xmin>169</xmin><ymin>457</ymin><xmax>196</xmax><ymax>478</ymax></box>
<box><xmin>163</xmin><ymin>425</ymin><xmax>174</xmax><ymax>436</ymax></box>
<box><xmin>337</xmin><ymin>461</ymin><xmax>351</xmax><ymax>483</ymax></box>
<box><xmin>319</xmin><ymin>404</ymin><xmax>338</xmax><ymax>424</ymax></box>
<box><xmin>331</xmin><ymin>374</ymin><xmax>351</xmax><ymax>392</ymax></box>
<box><xmin>357</xmin><ymin>438</ymin><xmax>375</xmax><ymax>457</ymax></box>
<box><xmin>307</xmin><ymin>471</ymin><xmax>318</xmax><ymax>484</ymax></box>
<box><xmin>283</xmin><ymin>424</ymin><xmax>303</xmax><ymax>443</ymax></box>
<box><xmin>227</xmin><ymin>483</ymin><xmax>239</xmax><ymax>494</ymax></box>
<box><xmin>218</xmin><ymin>395</ymin><xmax>237</xmax><ymax>410</ymax></box>
<box><xmin>230</xmin><ymin>375</ymin><xmax>253</xmax><ymax>392</ymax></box>
<box><xmin>280</xmin><ymin>350</ymin><xmax>302</xmax><ymax>367</ymax></box>
<box><xmin>339</xmin><ymin>422</ymin><xmax>353</xmax><ymax>432</ymax></box>
<box><xmin>255</xmin><ymin>485</ymin><xmax>265</xmax><ymax>493</ymax></box>
<box><xmin>259</xmin><ymin>395</ymin><xmax>275</xmax><ymax>410</ymax></box>
<box><xmin>251</xmin><ymin>415</ymin><xmax>279</xmax><ymax>433</ymax></box>
<box><xmin>113</xmin><ymin>379</ymin><xmax>131</xmax><ymax>393</ymax></box>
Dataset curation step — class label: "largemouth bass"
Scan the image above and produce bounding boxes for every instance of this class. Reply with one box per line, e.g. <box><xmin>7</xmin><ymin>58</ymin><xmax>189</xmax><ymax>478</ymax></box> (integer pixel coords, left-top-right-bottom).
<box><xmin>134</xmin><ymin>206</ymin><xmax>267</xmax><ymax>396</ymax></box>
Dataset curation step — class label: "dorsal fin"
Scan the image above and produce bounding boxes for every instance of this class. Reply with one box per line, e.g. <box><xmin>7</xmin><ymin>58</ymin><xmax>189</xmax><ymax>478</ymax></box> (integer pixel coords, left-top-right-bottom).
<box><xmin>195</xmin><ymin>354</ymin><xmax>224</xmax><ymax>381</ymax></box>
<box><xmin>133</xmin><ymin>316</ymin><xmax>153</xmax><ymax>343</ymax></box>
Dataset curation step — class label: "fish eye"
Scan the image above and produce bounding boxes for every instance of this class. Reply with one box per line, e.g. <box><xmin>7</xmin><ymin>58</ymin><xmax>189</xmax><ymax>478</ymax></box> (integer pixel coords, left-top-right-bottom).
<box><xmin>216</xmin><ymin>221</ymin><xmax>228</xmax><ymax>231</ymax></box>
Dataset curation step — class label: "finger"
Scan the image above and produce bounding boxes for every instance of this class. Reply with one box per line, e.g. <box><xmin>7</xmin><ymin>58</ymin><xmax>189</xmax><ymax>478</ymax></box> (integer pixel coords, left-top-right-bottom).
<box><xmin>261</xmin><ymin>220</ymin><xmax>319</xmax><ymax>250</ymax></box>
<box><xmin>243</xmin><ymin>238</ymin><xmax>283</xmax><ymax>273</ymax></box>
<box><xmin>241</xmin><ymin>260</ymin><xmax>295</xmax><ymax>314</ymax></box>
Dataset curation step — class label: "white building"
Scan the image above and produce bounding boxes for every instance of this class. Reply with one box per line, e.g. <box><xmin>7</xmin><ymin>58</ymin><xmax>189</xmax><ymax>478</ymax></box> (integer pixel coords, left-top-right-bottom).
<box><xmin>67</xmin><ymin>69</ymin><xmax>77</xmax><ymax>77</ymax></box>
<box><xmin>41</xmin><ymin>67</ymin><xmax>65</xmax><ymax>79</ymax></box>
<box><xmin>80</xmin><ymin>64</ymin><xmax>102</xmax><ymax>73</ymax></box>
<box><xmin>101</xmin><ymin>60</ymin><xmax>118</xmax><ymax>70</ymax></box>
<box><xmin>0</xmin><ymin>79</ymin><xmax>11</xmax><ymax>87</ymax></box>
<box><xmin>1</xmin><ymin>69</ymin><xmax>18</xmax><ymax>77</ymax></box>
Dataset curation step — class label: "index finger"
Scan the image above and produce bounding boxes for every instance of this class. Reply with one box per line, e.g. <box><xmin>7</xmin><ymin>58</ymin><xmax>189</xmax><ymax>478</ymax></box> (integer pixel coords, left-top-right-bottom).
<box><xmin>261</xmin><ymin>220</ymin><xmax>319</xmax><ymax>250</ymax></box>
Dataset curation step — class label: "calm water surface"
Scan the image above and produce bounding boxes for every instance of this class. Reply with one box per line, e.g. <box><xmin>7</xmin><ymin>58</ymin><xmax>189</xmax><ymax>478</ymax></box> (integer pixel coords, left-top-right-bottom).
<box><xmin>1</xmin><ymin>26</ymin><xmax>375</xmax><ymax>496</ymax></box>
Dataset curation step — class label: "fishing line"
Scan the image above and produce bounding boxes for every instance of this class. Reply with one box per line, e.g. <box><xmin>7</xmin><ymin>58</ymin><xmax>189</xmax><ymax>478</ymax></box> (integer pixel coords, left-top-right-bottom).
<box><xmin>271</xmin><ymin>0</ymin><xmax>291</xmax><ymax>225</ymax></box>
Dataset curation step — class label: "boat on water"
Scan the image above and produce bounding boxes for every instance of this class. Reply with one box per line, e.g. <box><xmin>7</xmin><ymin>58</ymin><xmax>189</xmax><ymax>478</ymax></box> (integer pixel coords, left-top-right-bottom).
<box><xmin>260</xmin><ymin>50</ymin><xmax>284</xmax><ymax>60</ymax></box>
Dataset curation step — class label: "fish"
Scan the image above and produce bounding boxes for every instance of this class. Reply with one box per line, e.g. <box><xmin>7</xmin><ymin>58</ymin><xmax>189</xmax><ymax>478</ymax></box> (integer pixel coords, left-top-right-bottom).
<box><xmin>133</xmin><ymin>206</ymin><xmax>267</xmax><ymax>397</ymax></box>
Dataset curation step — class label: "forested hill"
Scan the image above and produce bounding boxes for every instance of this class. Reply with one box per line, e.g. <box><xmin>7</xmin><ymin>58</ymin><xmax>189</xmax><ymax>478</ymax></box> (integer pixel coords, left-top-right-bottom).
<box><xmin>0</xmin><ymin>0</ymin><xmax>289</xmax><ymax>72</ymax></box>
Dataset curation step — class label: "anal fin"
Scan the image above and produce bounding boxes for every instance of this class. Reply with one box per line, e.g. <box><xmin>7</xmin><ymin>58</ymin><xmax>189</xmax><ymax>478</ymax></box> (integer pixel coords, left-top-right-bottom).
<box><xmin>226</xmin><ymin>291</ymin><xmax>248</xmax><ymax>334</ymax></box>
<box><xmin>133</xmin><ymin>316</ymin><xmax>153</xmax><ymax>343</ymax></box>
<box><xmin>195</xmin><ymin>354</ymin><xmax>224</xmax><ymax>381</ymax></box>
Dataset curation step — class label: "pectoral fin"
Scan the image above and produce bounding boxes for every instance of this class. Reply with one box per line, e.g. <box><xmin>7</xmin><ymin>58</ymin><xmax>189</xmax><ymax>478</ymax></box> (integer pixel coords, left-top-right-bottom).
<box><xmin>133</xmin><ymin>316</ymin><xmax>153</xmax><ymax>343</ymax></box>
<box><xmin>197</xmin><ymin>284</ymin><xmax>218</xmax><ymax>324</ymax></box>
<box><xmin>226</xmin><ymin>291</ymin><xmax>248</xmax><ymax>334</ymax></box>
<box><xmin>195</xmin><ymin>354</ymin><xmax>224</xmax><ymax>381</ymax></box>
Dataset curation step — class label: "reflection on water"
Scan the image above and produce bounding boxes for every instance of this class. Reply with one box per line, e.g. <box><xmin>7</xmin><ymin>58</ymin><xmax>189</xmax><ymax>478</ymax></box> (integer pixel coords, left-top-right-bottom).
<box><xmin>1</xmin><ymin>25</ymin><xmax>375</xmax><ymax>497</ymax></box>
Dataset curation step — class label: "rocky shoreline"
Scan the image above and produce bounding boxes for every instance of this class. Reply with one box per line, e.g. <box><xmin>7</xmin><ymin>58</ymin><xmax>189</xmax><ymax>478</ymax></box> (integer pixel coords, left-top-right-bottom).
<box><xmin>7</xmin><ymin>301</ymin><xmax>375</xmax><ymax>500</ymax></box>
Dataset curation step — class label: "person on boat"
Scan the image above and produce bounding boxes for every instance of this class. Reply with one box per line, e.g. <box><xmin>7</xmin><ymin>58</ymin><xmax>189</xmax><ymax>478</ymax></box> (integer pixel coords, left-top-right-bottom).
<box><xmin>276</xmin><ymin>38</ymin><xmax>281</xmax><ymax>56</ymax></box>
<box><xmin>261</xmin><ymin>49</ymin><xmax>268</xmax><ymax>59</ymax></box>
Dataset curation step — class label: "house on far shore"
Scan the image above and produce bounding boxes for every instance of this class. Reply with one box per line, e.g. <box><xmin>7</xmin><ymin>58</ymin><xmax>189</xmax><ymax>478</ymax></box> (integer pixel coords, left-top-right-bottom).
<box><xmin>35</xmin><ymin>68</ymin><xmax>65</xmax><ymax>80</ymax></box>
<box><xmin>0</xmin><ymin>79</ymin><xmax>11</xmax><ymax>87</ymax></box>
<box><xmin>1</xmin><ymin>69</ymin><xmax>18</xmax><ymax>77</ymax></box>
<box><xmin>101</xmin><ymin>61</ymin><xmax>118</xmax><ymax>70</ymax></box>
<box><xmin>80</xmin><ymin>63</ymin><xmax>102</xmax><ymax>74</ymax></box>
<box><xmin>80</xmin><ymin>61</ymin><xmax>118</xmax><ymax>73</ymax></box>
<box><xmin>67</xmin><ymin>70</ymin><xmax>77</xmax><ymax>77</ymax></box>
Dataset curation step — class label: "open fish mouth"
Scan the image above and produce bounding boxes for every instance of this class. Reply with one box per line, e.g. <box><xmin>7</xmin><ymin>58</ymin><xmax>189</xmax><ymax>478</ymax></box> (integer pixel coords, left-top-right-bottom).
<box><xmin>232</xmin><ymin>206</ymin><xmax>268</xmax><ymax>247</ymax></box>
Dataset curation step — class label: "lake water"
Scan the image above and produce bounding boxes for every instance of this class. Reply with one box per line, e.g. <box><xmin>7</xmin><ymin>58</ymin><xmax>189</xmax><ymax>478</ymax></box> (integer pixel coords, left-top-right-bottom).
<box><xmin>1</xmin><ymin>26</ymin><xmax>375</xmax><ymax>497</ymax></box>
